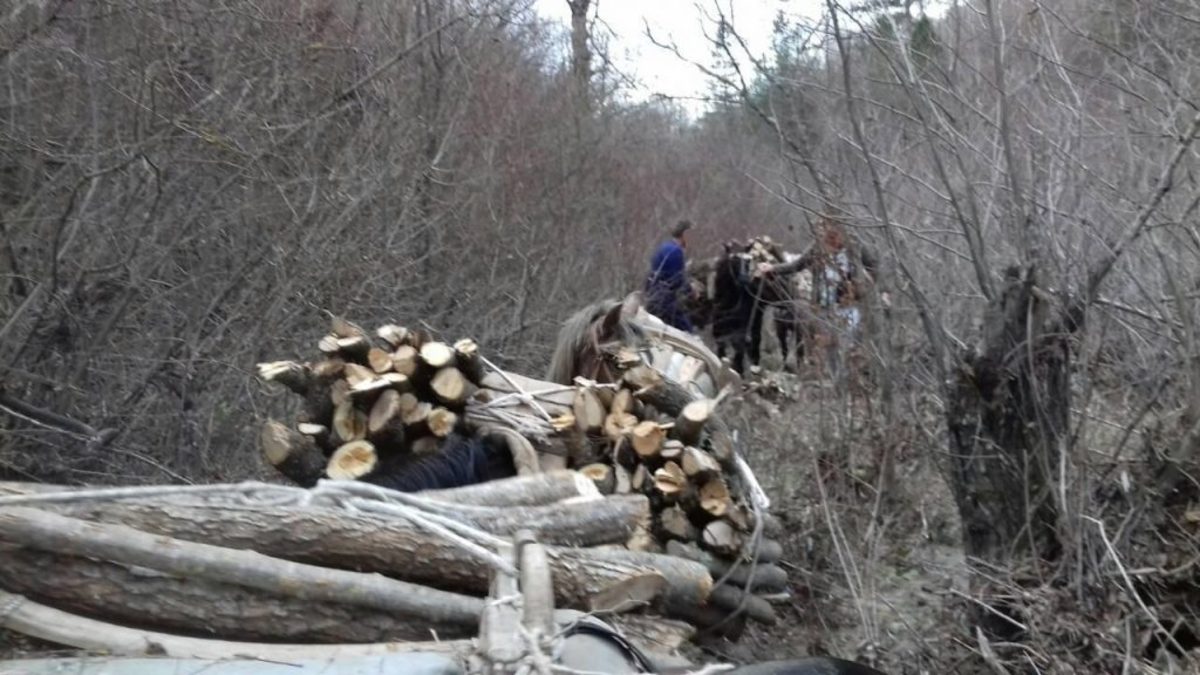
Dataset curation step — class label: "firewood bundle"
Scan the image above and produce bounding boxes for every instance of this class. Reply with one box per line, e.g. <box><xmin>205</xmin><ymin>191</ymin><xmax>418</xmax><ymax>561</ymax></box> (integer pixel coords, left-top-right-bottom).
<box><xmin>256</xmin><ymin>317</ymin><xmax>519</xmax><ymax>487</ymax></box>
<box><xmin>556</xmin><ymin>363</ymin><xmax>787</xmax><ymax>631</ymax></box>
<box><xmin>745</xmin><ymin>235</ymin><xmax>787</xmax><ymax>264</ymax></box>
<box><xmin>253</xmin><ymin>317</ymin><xmax>787</xmax><ymax>637</ymax></box>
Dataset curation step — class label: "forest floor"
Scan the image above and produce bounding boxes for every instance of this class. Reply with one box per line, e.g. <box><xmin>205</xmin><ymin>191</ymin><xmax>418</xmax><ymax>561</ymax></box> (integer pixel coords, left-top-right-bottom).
<box><xmin>696</xmin><ymin>337</ymin><xmax>982</xmax><ymax>675</ymax></box>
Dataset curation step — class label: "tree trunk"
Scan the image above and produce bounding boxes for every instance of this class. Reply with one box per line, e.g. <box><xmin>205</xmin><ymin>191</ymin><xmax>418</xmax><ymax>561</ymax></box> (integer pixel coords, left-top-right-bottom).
<box><xmin>41</xmin><ymin>497</ymin><xmax>668</xmax><ymax>613</ymax></box>
<box><xmin>417</xmin><ymin>470</ymin><xmax>599</xmax><ymax>506</ymax></box>
<box><xmin>0</xmin><ymin>507</ymin><xmax>486</xmax><ymax>627</ymax></box>
<box><xmin>0</xmin><ymin>547</ymin><xmax>466</xmax><ymax>642</ymax></box>
<box><xmin>944</xmin><ymin>267</ymin><xmax>1068</xmax><ymax>576</ymax></box>
<box><xmin>567</xmin><ymin>0</ymin><xmax>591</xmax><ymax>115</ymax></box>
<box><xmin>0</xmin><ymin>588</ymin><xmax>471</xmax><ymax>661</ymax></box>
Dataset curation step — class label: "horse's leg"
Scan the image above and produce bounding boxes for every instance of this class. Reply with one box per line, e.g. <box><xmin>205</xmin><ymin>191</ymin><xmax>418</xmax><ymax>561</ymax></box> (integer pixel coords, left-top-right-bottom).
<box><xmin>776</xmin><ymin>316</ymin><xmax>794</xmax><ymax>372</ymax></box>
<box><xmin>734</xmin><ymin>337</ymin><xmax>748</xmax><ymax>376</ymax></box>
<box><xmin>748</xmin><ymin>306</ymin><xmax>765</xmax><ymax>371</ymax></box>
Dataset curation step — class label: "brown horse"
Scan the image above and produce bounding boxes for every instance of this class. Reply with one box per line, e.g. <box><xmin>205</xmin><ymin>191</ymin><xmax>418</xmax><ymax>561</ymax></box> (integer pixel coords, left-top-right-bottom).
<box><xmin>546</xmin><ymin>294</ymin><xmax>736</xmax><ymax>397</ymax></box>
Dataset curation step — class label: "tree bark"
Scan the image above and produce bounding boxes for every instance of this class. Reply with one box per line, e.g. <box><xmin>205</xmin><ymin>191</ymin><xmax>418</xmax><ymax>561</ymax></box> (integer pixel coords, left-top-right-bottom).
<box><xmin>567</xmin><ymin>0</ymin><xmax>592</xmax><ymax>115</ymax></box>
<box><xmin>0</xmin><ymin>507</ymin><xmax>485</xmax><ymax>627</ymax></box>
<box><xmin>416</xmin><ymin>470</ymin><xmax>599</xmax><ymax>506</ymax></box>
<box><xmin>450</xmin><ymin>493</ymin><xmax>651</xmax><ymax>547</ymax></box>
<box><xmin>0</xmin><ymin>589</ymin><xmax>471</xmax><ymax>661</ymax></box>
<box><xmin>259</xmin><ymin>419</ymin><xmax>326</xmax><ymax>487</ymax></box>
<box><xmin>0</xmin><ymin>470</ymin><xmax>598</xmax><ymax>507</ymax></box>
<box><xmin>41</xmin><ymin>496</ymin><xmax>666</xmax><ymax>613</ymax></box>
<box><xmin>0</xmin><ymin>547</ymin><xmax>467</xmax><ymax>642</ymax></box>
<box><xmin>944</xmin><ymin>267</ymin><xmax>1066</xmax><ymax>569</ymax></box>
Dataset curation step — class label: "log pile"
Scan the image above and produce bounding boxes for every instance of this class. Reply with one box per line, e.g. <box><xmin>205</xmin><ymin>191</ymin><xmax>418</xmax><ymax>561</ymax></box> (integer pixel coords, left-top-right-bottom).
<box><xmin>256</xmin><ymin>319</ymin><xmax>516</xmax><ymax>487</ymax></box>
<box><xmin>0</xmin><ymin>317</ymin><xmax>790</xmax><ymax>665</ymax></box>
<box><xmin>558</xmin><ymin>363</ymin><xmax>788</xmax><ymax>630</ymax></box>
<box><xmin>252</xmin><ymin>317</ymin><xmax>787</xmax><ymax>635</ymax></box>
<box><xmin>0</xmin><ymin>475</ymin><xmax>722</xmax><ymax>660</ymax></box>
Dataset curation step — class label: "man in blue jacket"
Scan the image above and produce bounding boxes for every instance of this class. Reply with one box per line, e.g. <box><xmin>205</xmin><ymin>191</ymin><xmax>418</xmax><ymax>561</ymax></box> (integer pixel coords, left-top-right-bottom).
<box><xmin>643</xmin><ymin>220</ymin><xmax>696</xmax><ymax>333</ymax></box>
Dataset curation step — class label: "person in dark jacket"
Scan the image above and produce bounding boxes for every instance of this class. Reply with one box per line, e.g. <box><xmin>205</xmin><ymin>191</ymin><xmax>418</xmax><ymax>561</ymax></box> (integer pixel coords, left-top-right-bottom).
<box><xmin>643</xmin><ymin>220</ymin><xmax>696</xmax><ymax>332</ymax></box>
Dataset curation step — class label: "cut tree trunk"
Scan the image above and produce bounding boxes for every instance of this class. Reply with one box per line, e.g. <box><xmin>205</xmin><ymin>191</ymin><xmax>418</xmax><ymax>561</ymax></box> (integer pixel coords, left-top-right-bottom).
<box><xmin>42</xmin><ymin>497</ymin><xmax>685</xmax><ymax>617</ymax></box>
<box><xmin>256</xmin><ymin>361</ymin><xmax>310</xmax><ymax>396</ymax></box>
<box><xmin>632</xmin><ymin>421</ymin><xmax>666</xmax><ymax>459</ymax></box>
<box><xmin>427</xmin><ymin>407</ymin><xmax>458</xmax><ymax>437</ymax></box>
<box><xmin>707</xmin><ymin>584</ymin><xmax>777</xmax><ymax>625</ymax></box>
<box><xmin>580</xmin><ymin>463</ymin><xmax>615</xmax><ymax>494</ymax></box>
<box><xmin>332</xmin><ymin>400</ymin><xmax>367</xmax><ymax>443</ymax></box>
<box><xmin>330</xmin><ymin>316</ymin><xmax>366</xmax><ymax>339</ymax></box>
<box><xmin>392</xmin><ymin>345</ymin><xmax>420</xmax><ymax>377</ymax></box>
<box><xmin>376</xmin><ymin>324</ymin><xmax>410</xmax><ymax>348</ymax></box>
<box><xmin>701</xmin><ymin>520</ymin><xmax>743</xmax><ymax>557</ymax></box>
<box><xmin>697</xmin><ymin>479</ymin><xmax>732</xmax><ymax>519</ymax></box>
<box><xmin>0</xmin><ymin>547</ymin><xmax>466</xmax><ymax>642</ymax></box>
<box><xmin>260</xmin><ymin>420</ymin><xmax>326</xmax><ymax>487</ymax></box>
<box><xmin>682</xmin><ymin>447</ymin><xmax>720</xmax><ymax>479</ymax></box>
<box><xmin>297</xmin><ymin>423</ymin><xmax>332</xmax><ymax>452</ymax></box>
<box><xmin>665</xmin><ymin>541</ymin><xmax>787</xmax><ymax>593</ymax></box>
<box><xmin>573</xmin><ymin>387</ymin><xmax>607</xmax><ymax>435</ymax></box>
<box><xmin>454</xmin><ymin>493</ymin><xmax>650</xmax><ymax>546</ymax></box>
<box><xmin>575</xmin><ymin>548</ymin><xmax>711</xmax><ymax>619</ymax></box>
<box><xmin>453</xmin><ymin>338</ymin><xmax>486</xmax><ymax>385</ymax></box>
<box><xmin>430</xmin><ymin>367</ymin><xmax>473</xmax><ymax>407</ymax></box>
<box><xmin>417</xmin><ymin>470</ymin><xmax>599</xmax><ymax>506</ymax></box>
<box><xmin>0</xmin><ymin>507</ymin><xmax>485</xmax><ymax>627</ymax></box>
<box><xmin>326</xmin><ymin>440</ymin><xmax>377</xmax><ymax>480</ymax></box>
<box><xmin>0</xmin><ymin>588</ymin><xmax>473</xmax><ymax>661</ymax></box>
<box><xmin>674</xmin><ymin>399</ymin><xmax>714</xmax><ymax>446</ymax></box>
<box><xmin>653</xmin><ymin>462</ymin><xmax>687</xmax><ymax>498</ymax></box>
<box><xmin>367</xmin><ymin>347</ymin><xmax>394</xmax><ymax>374</ymax></box>
<box><xmin>419</xmin><ymin>342</ymin><xmax>456</xmax><ymax>370</ymax></box>
<box><xmin>659</xmin><ymin>505</ymin><xmax>698</xmax><ymax>541</ymax></box>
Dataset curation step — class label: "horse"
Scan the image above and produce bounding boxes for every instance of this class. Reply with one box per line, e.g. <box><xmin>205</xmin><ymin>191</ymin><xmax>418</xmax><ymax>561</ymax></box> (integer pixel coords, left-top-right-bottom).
<box><xmin>703</xmin><ymin>241</ymin><xmax>816</xmax><ymax>376</ymax></box>
<box><xmin>546</xmin><ymin>296</ymin><xmax>646</xmax><ymax>388</ymax></box>
<box><xmin>709</xmin><ymin>247</ymin><xmax>757</xmax><ymax>376</ymax></box>
<box><xmin>752</xmin><ymin>251</ymin><xmax>817</xmax><ymax>373</ymax></box>
<box><xmin>546</xmin><ymin>294</ymin><xmax>735</xmax><ymax>398</ymax></box>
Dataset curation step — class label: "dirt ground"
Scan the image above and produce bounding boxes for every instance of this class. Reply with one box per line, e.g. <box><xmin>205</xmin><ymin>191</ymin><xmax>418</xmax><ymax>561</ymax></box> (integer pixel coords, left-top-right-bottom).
<box><xmin>703</xmin><ymin>355</ymin><xmax>977</xmax><ymax>675</ymax></box>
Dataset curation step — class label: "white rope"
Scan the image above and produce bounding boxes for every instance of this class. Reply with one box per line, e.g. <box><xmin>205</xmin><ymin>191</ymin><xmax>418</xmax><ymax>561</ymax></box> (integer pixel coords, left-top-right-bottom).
<box><xmin>477</xmin><ymin>355</ymin><xmax>556</xmax><ymax>422</ymax></box>
<box><xmin>0</xmin><ymin>481</ymin><xmax>291</xmax><ymax>507</ymax></box>
<box><xmin>345</xmin><ymin>497</ymin><xmax>514</xmax><ymax>575</ymax></box>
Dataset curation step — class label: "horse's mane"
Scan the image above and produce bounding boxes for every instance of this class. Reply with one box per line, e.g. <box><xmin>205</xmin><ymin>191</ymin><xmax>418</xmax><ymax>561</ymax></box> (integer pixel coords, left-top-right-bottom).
<box><xmin>546</xmin><ymin>297</ymin><xmax>644</xmax><ymax>385</ymax></box>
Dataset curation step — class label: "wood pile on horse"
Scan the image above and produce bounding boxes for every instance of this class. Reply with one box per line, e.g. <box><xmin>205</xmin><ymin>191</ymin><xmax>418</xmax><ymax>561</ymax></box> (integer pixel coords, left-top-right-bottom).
<box><xmin>0</xmin><ymin>310</ymin><xmax>787</xmax><ymax>671</ymax></box>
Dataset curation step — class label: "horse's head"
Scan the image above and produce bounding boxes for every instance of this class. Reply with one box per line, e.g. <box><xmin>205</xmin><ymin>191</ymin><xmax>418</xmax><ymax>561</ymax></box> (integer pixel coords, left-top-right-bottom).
<box><xmin>546</xmin><ymin>298</ymin><xmax>645</xmax><ymax>385</ymax></box>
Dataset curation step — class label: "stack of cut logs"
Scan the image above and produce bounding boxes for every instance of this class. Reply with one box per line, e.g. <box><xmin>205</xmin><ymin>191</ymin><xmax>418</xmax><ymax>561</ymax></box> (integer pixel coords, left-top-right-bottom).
<box><xmin>0</xmin><ymin>474</ymin><xmax>720</xmax><ymax>659</ymax></box>
<box><xmin>0</xmin><ymin>316</ymin><xmax>793</xmax><ymax>665</ymax></box>
<box><xmin>251</xmin><ymin>317</ymin><xmax>789</xmax><ymax>637</ymax></box>
<box><xmin>563</xmin><ymin>364</ymin><xmax>780</xmax><ymax>582</ymax></box>
<box><xmin>255</xmin><ymin>317</ymin><xmax>493</xmax><ymax>487</ymax></box>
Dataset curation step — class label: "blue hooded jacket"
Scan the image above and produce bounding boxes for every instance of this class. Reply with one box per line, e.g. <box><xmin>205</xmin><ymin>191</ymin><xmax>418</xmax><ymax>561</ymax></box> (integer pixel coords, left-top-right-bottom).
<box><xmin>643</xmin><ymin>239</ymin><xmax>694</xmax><ymax>332</ymax></box>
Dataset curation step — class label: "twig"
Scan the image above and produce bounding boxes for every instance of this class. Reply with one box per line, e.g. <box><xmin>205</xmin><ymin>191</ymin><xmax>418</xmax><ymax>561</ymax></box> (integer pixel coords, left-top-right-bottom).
<box><xmin>1085</xmin><ymin>516</ymin><xmax>1188</xmax><ymax>658</ymax></box>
